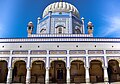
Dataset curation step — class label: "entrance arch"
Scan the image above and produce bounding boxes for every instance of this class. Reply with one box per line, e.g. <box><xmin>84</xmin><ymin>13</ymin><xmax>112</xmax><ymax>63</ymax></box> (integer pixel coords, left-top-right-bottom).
<box><xmin>89</xmin><ymin>60</ymin><xmax>104</xmax><ymax>83</ymax></box>
<box><xmin>12</xmin><ymin>60</ymin><xmax>26</xmax><ymax>83</ymax></box>
<box><xmin>0</xmin><ymin>60</ymin><xmax>8</xmax><ymax>83</ymax></box>
<box><xmin>70</xmin><ymin>60</ymin><xmax>85</xmax><ymax>83</ymax></box>
<box><xmin>49</xmin><ymin>60</ymin><xmax>66</xmax><ymax>83</ymax></box>
<box><xmin>108</xmin><ymin>60</ymin><xmax>120</xmax><ymax>82</ymax></box>
<box><xmin>31</xmin><ymin>60</ymin><xmax>45</xmax><ymax>83</ymax></box>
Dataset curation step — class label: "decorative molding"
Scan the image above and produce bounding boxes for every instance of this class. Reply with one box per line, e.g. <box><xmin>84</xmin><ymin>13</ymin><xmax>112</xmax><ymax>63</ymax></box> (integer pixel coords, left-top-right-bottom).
<box><xmin>31</xmin><ymin>50</ymin><xmax>47</xmax><ymax>55</ymax></box>
<box><xmin>69</xmin><ymin>50</ymin><xmax>85</xmax><ymax>55</ymax></box>
<box><xmin>12</xmin><ymin>57</ymin><xmax>27</xmax><ymax>67</ymax></box>
<box><xmin>89</xmin><ymin>57</ymin><xmax>104</xmax><ymax>65</ymax></box>
<box><xmin>107</xmin><ymin>56</ymin><xmax>120</xmax><ymax>63</ymax></box>
<box><xmin>0</xmin><ymin>57</ymin><xmax>9</xmax><ymax>62</ymax></box>
<box><xmin>0</xmin><ymin>51</ymin><xmax>10</xmax><ymax>55</ymax></box>
<box><xmin>31</xmin><ymin>57</ymin><xmax>46</xmax><ymax>63</ymax></box>
<box><xmin>106</xmin><ymin>50</ymin><xmax>120</xmax><ymax>54</ymax></box>
<box><xmin>12</xmin><ymin>50</ymin><xmax>28</xmax><ymax>55</ymax></box>
<box><xmin>50</xmin><ymin>57</ymin><xmax>66</xmax><ymax>63</ymax></box>
<box><xmin>88</xmin><ymin>50</ymin><xmax>104</xmax><ymax>54</ymax></box>
<box><xmin>49</xmin><ymin>50</ymin><xmax>67</xmax><ymax>55</ymax></box>
<box><xmin>70</xmin><ymin>57</ymin><xmax>85</xmax><ymax>63</ymax></box>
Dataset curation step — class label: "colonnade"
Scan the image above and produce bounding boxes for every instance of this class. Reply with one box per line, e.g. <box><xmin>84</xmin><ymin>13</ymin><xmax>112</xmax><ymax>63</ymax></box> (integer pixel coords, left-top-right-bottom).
<box><xmin>5</xmin><ymin>56</ymin><xmax>110</xmax><ymax>84</ymax></box>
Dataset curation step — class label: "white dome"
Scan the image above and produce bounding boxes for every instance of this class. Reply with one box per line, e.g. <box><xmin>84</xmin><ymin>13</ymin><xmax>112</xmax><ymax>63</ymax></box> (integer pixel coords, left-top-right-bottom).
<box><xmin>43</xmin><ymin>2</ymin><xmax>80</xmax><ymax>18</ymax></box>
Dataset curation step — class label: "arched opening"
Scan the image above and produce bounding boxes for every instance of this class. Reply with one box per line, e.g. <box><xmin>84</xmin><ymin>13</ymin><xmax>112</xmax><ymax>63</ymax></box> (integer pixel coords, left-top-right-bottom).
<box><xmin>89</xmin><ymin>60</ymin><xmax>104</xmax><ymax>83</ymax></box>
<box><xmin>56</xmin><ymin>25</ymin><xmax>65</xmax><ymax>34</ymax></box>
<box><xmin>49</xmin><ymin>60</ymin><xmax>66</xmax><ymax>83</ymax></box>
<box><xmin>0</xmin><ymin>60</ymin><xmax>8</xmax><ymax>83</ymax></box>
<box><xmin>31</xmin><ymin>60</ymin><xmax>45</xmax><ymax>83</ymax></box>
<box><xmin>108</xmin><ymin>60</ymin><xmax>120</xmax><ymax>82</ymax></box>
<box><xmin>70</xmin><ymin>60</ymin><xmax>85</xmax><ymax>83</ymax></box>
<box><xmin>12</xmin><ymin>60</ymin><xmax>26</xmax><ymax>83</ymax></box>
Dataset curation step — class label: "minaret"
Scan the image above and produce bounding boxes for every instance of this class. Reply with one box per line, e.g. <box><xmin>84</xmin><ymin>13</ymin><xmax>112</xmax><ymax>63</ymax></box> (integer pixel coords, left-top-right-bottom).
<box><xmin>37</xmin><ymin>17</ymin><xmax>40</xmax><ymax>34</ymax></box>
<box><xmin>27</xmin><ymin>21</ymin><xmax>34</xmax><ymax>36</ymax></box>
<box><xmin>81</xmin><ymin>17</ymin><xmax>85</xmax><ymax>34</ymax></box>
<box><xmin>87</xmin><ymin>21</ymin><xmax>94</xmax><ymax>35</ymax></box>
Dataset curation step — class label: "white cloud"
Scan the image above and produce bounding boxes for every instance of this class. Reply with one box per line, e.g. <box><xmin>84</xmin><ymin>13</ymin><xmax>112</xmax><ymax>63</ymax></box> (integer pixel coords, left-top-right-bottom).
<box><xmin>100</xmin><ymin>16</ymin><xmax>120</xmax><ymax>37</ymax></box>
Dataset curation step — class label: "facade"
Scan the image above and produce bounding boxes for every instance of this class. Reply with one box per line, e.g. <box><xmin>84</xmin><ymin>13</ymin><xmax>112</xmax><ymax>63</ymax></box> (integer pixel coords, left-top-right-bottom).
<box><xmin>0</xmin><ymin>1</ymin><xmax>120</xmax><ymax>84</ymax></box>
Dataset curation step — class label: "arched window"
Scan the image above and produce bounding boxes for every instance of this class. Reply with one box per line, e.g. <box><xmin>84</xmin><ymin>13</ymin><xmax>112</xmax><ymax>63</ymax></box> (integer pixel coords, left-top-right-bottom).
<box><xmin>74</xmin><ymin>26</ymin><xmax>81</xmax><ymax>34</ymax></box>
<box><xmin>58</xmin><ymin>27</ymin><xmax>62</xmax><ymax>34</ymax></box>
<box><xmin>40</xmin><ymin>28</ymin><xmax>46</xmax><ymax>34</ymax></box>
<box><xmin>56</xmin><ymin>25</ymin><xmax>65</xmax><ymax>34</ymax></box>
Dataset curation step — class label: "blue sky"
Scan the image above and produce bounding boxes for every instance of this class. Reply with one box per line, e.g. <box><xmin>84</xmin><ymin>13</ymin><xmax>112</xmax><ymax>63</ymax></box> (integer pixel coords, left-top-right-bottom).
<box><xmin>0</xmin><ymin>0</ymin><xmax>120</xmax><ymax>38</ymax></box>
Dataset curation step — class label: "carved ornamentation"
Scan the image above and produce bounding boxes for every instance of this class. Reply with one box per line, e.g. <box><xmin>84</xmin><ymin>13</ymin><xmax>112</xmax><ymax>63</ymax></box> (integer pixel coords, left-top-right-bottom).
<box><xmin>31</xmin><ymin>57</ymin><xmax>46</xmax><ymax>63</ymax></box>
<box><xmin>70</xmin><ymin>57</ymin><xmax>85</xmax><ymax>63</ymax></box>
<box><xmin>69</xmin><ymin>50</ymin><xmax>85</xmax><ymax>55</ymax></box>
<box><xmin>49</xmin><ymin>50</ymin><xmax>67</xmax><ymax>55</ymax></box>
<box><xmin>0</xmin><ymin>51</ymin><xmax>10</xmax><ymax>55</ymax></box>
<box><xmin>89</xmin><ymin>57</ymin><xmax>104</xmax><ymax>66</ymax></box>
<box><xmin>106</xmin><ymin>50</ymin><xmax>120</xmax><ymax>54</ymax></box>
<box><xmin>88</xmin><ymin>50</ymin><xmax>104</xmax><ymax>54</ymax></box>
<box><xmin>0</xmin><ymin>57</ymin><xmax>9</xmax><ymax>62</ymax></box>
<box><xmin>107</xmin><ymin>56</ymin><xmax>120</xmax><ymax>63</ymax></box>
<box><xmin>12</xmin><ymin>57</ymin><xmax>27</xmax><ymax>67</ymax></box>
<box><xmin>12</xmin><ymin>50</ymin><xmax>28</xmax><ymax>55</ymax></box>
<box><xmin>31</xmin><ymin>50</ymin><xmax>47</xmax><ymax>55</ymax></box>
<box><xmin>50</xmin><ymin>57</ymin><xmax>66</xmax><ymax>63</ymax></box>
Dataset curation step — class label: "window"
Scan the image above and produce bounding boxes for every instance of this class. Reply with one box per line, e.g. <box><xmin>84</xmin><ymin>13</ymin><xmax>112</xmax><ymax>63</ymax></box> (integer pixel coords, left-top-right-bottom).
<box><xmin>40</xmin><ymin>28</ymin><xmax>46</xmax><ymax>34</ymax></box>
<box><xmin>74</xmin><ymin>26</ymin><xmax>81</xmax><ymax>34</ymax></box>
<box><xmin>56</xmin><ymin>25</ymin><xmax>65</xmax><ymax>34</ymax></box>
<box><xmin>58</xmin><ymin>27</ymin><xmax>62</xmax><ymax>34</ymax></box>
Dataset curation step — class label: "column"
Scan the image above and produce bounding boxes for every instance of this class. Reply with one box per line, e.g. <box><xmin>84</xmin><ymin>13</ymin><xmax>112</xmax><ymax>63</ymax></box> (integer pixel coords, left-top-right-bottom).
<box><xmin>26</xmin><ymin>53</ymin><xmax>31</xmax><ymax>84</ymax></box>
<box><xmin>26</xmin><ymin>68</ymin><xmax>31</xmax><ymax>84</ymax></box>
<box><xmin>104</xmin><ymin>67</ymin><xmax>108</xmax><ymax>82</ymax></box>
<box><xmin>104</xmin><ymin>56</ymin><xmax>109</xmax><ymax>82</ymax></box>
<box><xmin>7</xmin><ymin>56</ymin><xmax>13</xmax><ymax>84</ymax></box>
<box><xmin>45</xmin><ymin>67</ymin><xmax>49</xmax><ymax>84</ymax></box>
<box><xmin>81</xmin><ymin>17</ymin><xmax>85</xmax><ymax>33</ymax></box>
<box><xmin>86</xmin><ymin>56</ymin><xmax>90</xmax><ymax>83</ymax></box>
<box><xmin>66</xmin><ymin>56</ymin><xmax>70</xmax><ymax>83</ymax></box>
<box><xmin>86</xmin><ymin>67</ymin><xmax>90</xmax><ymax>83</ymax></box>
<box><xmin>7</xmin><ymin>67</ymin><xmax>13</xmax><ymax>84</ymax></box>
<box><xmin>47</xmin><ymin>11</ymin><xmax>52</xmax><ymax>34</ymax></box>
<box><xmin>69</xmin><ymin>10</ymin><xmax>72</xmax><ymax>34</ymax></box>
<box><xmin>45</xmin><ymin>56</ymin><xmax>50</xmax><ymax>84</ymax></box>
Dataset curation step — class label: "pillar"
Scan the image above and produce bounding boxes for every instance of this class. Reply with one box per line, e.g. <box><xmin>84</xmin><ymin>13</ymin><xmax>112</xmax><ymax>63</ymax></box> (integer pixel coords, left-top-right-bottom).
<box><xmin>26</xmin><ymin>55</ymin><xmax>31</xmax><ymax>84</ymax></box>
<box><xmin>47</xmin><ymin>11</ymin><xmax>52</xmax><ymax>33</ymax></box>
<box><xmin>45</xmin><ymin>67</ymin><xmax>49</xmax><ymax>84</ymax></box>
<box><xmin>86</xmin><ymin>56</ymin><xmax>90</xmax><ymax>83</ymax></box>
<box><xmin>45</xmin><ymin>56</ymin><xmax>50</xmax><ymax>84</ymax></box>
<box><xmin>7</xmin><ymin>56</ymin><xmax>12</xmax><ymax>84</ymax></box>
<box><xmin>104</xmin><ymin>67</ymin><xmax>109</xmax><ymax>82</ymax></box>
<box><xmin>66</xmin><ymin>55</ymin><xmax>70</xmax><ymax>83</ymax></box>
<box><xmin>7</xmin><ymin>67</ymin><xmax>13</xmax><ymax>84</ymax></box>
<box><xmin>104</xmin><ymin>56</ymin><xmax>109</xmax><ymax>82</ymax></box>
<box><xmin>69</xmin><ymin>10</ymin><xmax>72</xmax><ymax>34</ymax></box>
<box><xmin>26</xmin><ymin>68</ymin><xmax>31</xmax><ymax>84</ymax></box>
<box><xmin>81</xmin><ymin>17</ymin><xmax>85</xmax><ymax>33</ymax></box>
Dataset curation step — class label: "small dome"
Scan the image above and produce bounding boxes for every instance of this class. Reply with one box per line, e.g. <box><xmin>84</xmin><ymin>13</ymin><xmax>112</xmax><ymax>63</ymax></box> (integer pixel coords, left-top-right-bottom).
<box><xmin>43</xmin><ymin>2</ymin><xmax>80</xmax><ymax>18</ymax></box>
